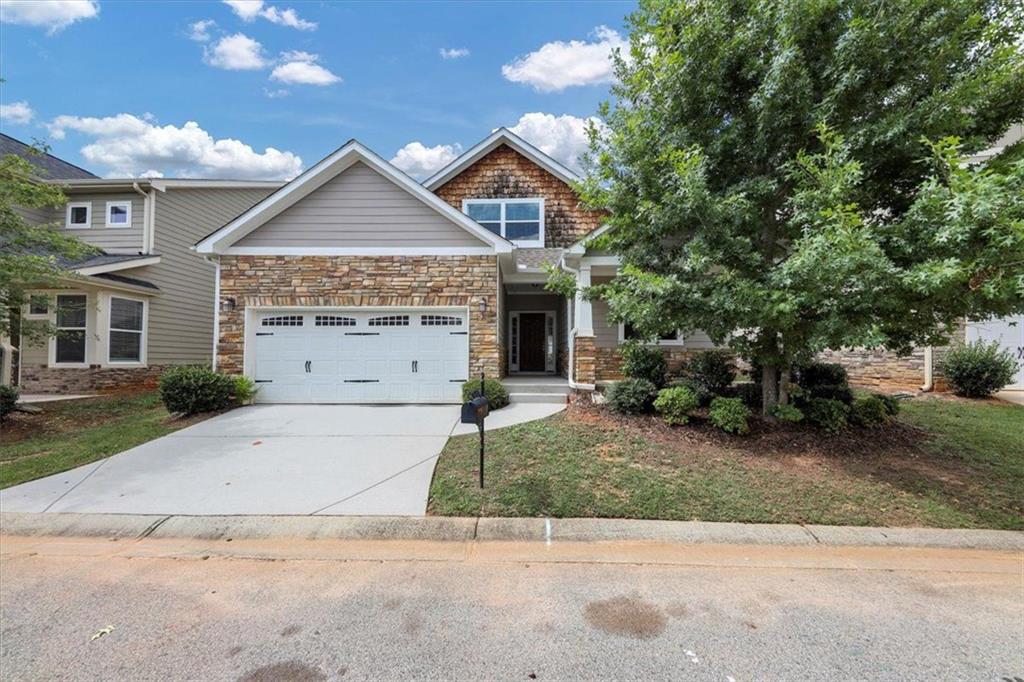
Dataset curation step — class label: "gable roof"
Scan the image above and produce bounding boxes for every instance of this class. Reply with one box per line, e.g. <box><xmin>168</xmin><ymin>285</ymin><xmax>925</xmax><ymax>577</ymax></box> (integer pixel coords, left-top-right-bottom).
<box><xmin>423</xmin><ymin>128</ymin><xmax>580</xmax><ymax>191</ymax></box>
<box><xmin>0</xmin><ymin>133</ymin><xmax>97</xmax><ymax>180</ymax></box>
<box><xmin>195</xmin><ymin>140</ymin><xmax>512</xmax><ymax>254</ymax></box>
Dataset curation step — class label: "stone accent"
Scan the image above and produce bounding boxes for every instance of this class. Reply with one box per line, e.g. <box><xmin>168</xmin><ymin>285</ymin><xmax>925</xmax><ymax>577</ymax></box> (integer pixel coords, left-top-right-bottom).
<box><xmin>20</xmin><ymin>365</ymin><xmax>165</xmax><ymax>394</ymax></box>
<box><xmin>434</xmin><ymin>144</ymin><xmax>604</xmax><ymax>249</ymax></box>
<box><xmin>594</xmin><ymin>345</ymin><xmax>699</xmax><ymax>384</ymax></box>
<box><xmin>573</xmin><ymin>336</ymin><xmax>597</xmax><ymax>385</ymax></box>
<box><xmin>217</xmin><ymin>255</ymin><xmax>500</xmax><ymax>378</ymax></box>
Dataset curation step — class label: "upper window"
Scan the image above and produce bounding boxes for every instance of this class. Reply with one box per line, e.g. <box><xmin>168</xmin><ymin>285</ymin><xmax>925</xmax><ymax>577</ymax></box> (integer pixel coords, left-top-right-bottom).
<box><xmin>54</xmin><ymin>294</ymin><xmax>87</xmax><ymax>364</ymax></box>
<box><xmin>66</xmin><ymin>202</ymin><xmax>91</xmax><ymax>229</ymax></box>
<box><xmin>27</xmin><ymin>294</ymin><xmax>50</xmax><ymax>317</ymax></box>
<box><xmin>464</xmin><ymin>198</ymin><xmax>544</xmax><ymax>247</ymax></box>
<box><xmin>109</xmin><ymin>297</ymin><xmax>144</xmax><ymax>363</ymax></box>
<box><xmin>106</xmin><ymin>201</ymin><xmax>132</xmax><ymax>228</ymax></box>
<box><xmin>621</xmin><ymin>323</ymin><xmax>684</xmax><ymax>346</ymax></box>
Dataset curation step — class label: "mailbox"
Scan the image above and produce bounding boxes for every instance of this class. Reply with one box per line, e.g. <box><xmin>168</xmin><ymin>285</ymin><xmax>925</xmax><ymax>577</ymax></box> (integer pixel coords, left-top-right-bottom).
<box><xmin>461</xmin><ymin>395</ymin><xmax>489</xmax><ymax>424</ymax></box>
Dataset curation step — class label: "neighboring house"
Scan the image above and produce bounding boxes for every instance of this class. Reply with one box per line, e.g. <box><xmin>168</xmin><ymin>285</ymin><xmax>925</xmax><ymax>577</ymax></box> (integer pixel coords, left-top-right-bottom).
<box><xmin>7</xmin><ymin>137</ymin><xmax>281</xmax><ymax>392</ymax></box>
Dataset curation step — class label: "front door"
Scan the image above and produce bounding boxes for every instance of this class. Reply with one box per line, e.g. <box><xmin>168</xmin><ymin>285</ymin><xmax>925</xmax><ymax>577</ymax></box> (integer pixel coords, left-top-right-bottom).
<box><xmin>518</xmin><ymin>313</ymin><xmax>547</xmax><ymax>372</ymax></box>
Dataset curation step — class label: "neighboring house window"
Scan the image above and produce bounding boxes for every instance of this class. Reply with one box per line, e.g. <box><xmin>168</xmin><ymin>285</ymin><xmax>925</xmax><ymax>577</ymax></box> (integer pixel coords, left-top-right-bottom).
<box><xmin>109</xmin><ymin>297</ymin><xmax>145</xmax><ymax>363</ymax></box>
<box><xmin>27</xmin><ymin>294</ymin><xmax>49</xmax><ymax>317</ymax></box>
<box><xmin>105</xmin><ymin>201</ymin><xmax>132</xmax><ymax>228</ymax></box>
<box><xmin>621</xmin><ymin>322</ymin><xmax>684</xmax><ymax>346</ymax></box>
<box><xmin>66</xmin><ymin>202</ymin><xmax>91</xmax><ymax>229</ymax></box>
<box><xmin>464</xmin><ymin>198</ymin><xmax>544</xmax><ymax>247</ymax></box>
<box><xmin>54</xmin><ymin>294</ymin><xmax>87</xmax><ymax>364</ymax></box>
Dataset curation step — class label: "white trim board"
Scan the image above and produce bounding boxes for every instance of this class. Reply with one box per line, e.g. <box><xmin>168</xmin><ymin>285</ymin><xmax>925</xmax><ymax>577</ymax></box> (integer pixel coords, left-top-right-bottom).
<box><xmin>221</xmin><ymin>247</ymin><xmax>499</xmax><ymax>256</ymax></box>
<box><xmin>74</xmin><ymin>256</ymin><xmax>161</xmax><ymax>277</ymax></box>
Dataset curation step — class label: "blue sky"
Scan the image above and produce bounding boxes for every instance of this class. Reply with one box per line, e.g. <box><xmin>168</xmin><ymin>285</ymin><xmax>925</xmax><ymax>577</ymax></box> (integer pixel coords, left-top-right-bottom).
<box><xmin>0</xmin><ymin>0</ymin><xmax>635</xmax><ymax>180</ymax></box>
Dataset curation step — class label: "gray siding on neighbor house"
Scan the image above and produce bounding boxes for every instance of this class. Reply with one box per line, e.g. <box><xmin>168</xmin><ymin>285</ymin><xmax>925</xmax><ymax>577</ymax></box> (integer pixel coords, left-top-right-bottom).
<box><xmin>14</xmin><ymin>204</ymin><xmax>59</xmax><ymax>226</ymax></box>
<box><xmin>235</xmin><ymin>162</ymin><xmax>486</xmax><ymax>248</ymax></box>
<box><xmin>59</xmin><ymin>192</ymin><xmax>146</xmax><ymax>254</ymax></box>
<box><xmin>133</xmin><ymin>187</ymin><xmax>274</xmax><ymax>365</ymax></box>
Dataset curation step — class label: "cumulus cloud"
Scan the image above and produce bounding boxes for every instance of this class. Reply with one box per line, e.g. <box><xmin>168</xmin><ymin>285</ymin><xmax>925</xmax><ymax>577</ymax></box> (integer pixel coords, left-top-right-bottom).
<box><xmin>189</xmin><ymin>19</ymin><xmax>215</xmax><ymax>42</ymax></box>
<box><xmin>439</xmin><ymin>47</ymin><xmax>469</xmax><ymax>60</ymax></box>
<box><xmin>222</xmin><ymin>0</ymin><xmax>316</xmax><ymax>30</ymax></box>
<box><xmin>0</xmin><ymin>0</ymin><xmax>98</xmax><ymax>34</ymax></box>
<box><xmin>270</xmin><ymin>51</ymin><xmax>341</xmax><ymax>85</ymax></box>
<box><xmin>507</xmin><ymin>112</ymin><xmax>603</xmax><ymax>173</ymax></box>
<box><xmin>0</xmin><ymin>101</ymin><xmax>34</xmax><ymax>124</ymax></box>
<box><xmin>46</xmin><ymin>113</ymin><xmax>303</xmax><ymax>180</ymax></box>
<box><xmin>204</xmin><ymin>32</ymin><xmax>267</xmax><ymax>70</ymax></box>
<box><xmin>390</xmin><ymin>142</ymin><xmax>462</xmax><ymax>180</ymax></box>
<box><xmin>501</xmin><ymin>26</ymin><xmax>626</xmax><ymax>92</ymax></box>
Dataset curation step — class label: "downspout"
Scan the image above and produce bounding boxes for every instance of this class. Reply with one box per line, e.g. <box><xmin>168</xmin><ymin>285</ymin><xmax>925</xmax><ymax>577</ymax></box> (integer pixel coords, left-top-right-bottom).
<box><xmin>562</xmin><ymin>258</ymin><xmax>582</xmax><ymax>390</ymax></box>
<box><xmin>131</xmin><ymin>182</ymin><xmax>154</xmax><ymax>255</ymax></box>
<box><xmin>920</xmin><ymin>346</ymin><xmax>934</xmax><ymax>392</ymax></box>
<box><xmin>211</xmin><ymin>257</ymin><xmax>220</xmax><ymax>372</ymax></box>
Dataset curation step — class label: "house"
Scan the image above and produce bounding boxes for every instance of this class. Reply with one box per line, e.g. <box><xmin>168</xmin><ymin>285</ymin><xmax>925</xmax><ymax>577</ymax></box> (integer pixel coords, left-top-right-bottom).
<box><xmin>8</xmin><ymin>134</ymin><xmax>282</xmax><ymax>393</ymax></box>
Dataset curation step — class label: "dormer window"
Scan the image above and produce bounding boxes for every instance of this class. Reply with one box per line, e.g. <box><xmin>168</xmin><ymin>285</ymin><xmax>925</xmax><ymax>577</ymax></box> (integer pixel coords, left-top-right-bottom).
<box><xmin>464</xmin><ymin>198</ymin><xmax>544</xmax><ymax>247</ymax></box>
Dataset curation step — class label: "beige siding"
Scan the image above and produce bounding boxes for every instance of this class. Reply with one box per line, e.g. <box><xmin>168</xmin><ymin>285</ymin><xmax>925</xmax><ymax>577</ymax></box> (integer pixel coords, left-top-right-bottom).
<box><xmin>593</xmin><ymin>294</ymin><xmax>716</xmax><ymax>350</ymax></box>
<box><xmin>134</xmin><ymin>187</ymin><xmax>274</xmax><ymax>365</ymax></box>
<box><xmin>14</xmin><ymin>204</ymin><xmax>59</xmax><ymax>225</ymax></box>
<box><xmin>59</xmin><ymin>192</ymin><xmax>146</xmax><ymax>253</ymax></box>
<box><xmin>236</xmin><ymin>162</ymin><xmax>486</xmax><ymax>248</ymax></box>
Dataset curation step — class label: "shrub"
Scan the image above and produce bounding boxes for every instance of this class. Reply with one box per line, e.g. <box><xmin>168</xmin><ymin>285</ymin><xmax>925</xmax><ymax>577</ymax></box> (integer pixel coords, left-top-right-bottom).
<box><xmin>807</xmin><ymin>383</ymin><xmax>855</xmax><ymax>405</ymax></box>
<box><xmin>233</xmin><ymin>375</ymin><xmax>259</xmax><ymax>405</ymax></box>
<box><xmin>850</xmin><ymin>395</ymin><xmax>889</xmax><ymax>427</ymax></box>
<box><xmin>159</xmin><ymin>366</ymin><xmax>237</xmax><ymax>416</ymax></box>
<box><xmin>621</xmin><ymin>341</ymin><xmax>667</xmax><ymax>387</ymax></box>
<box><xmin>796</xmin><ymin>362</ymin><xmax>849</xmax><ymax>390</ymax></box>
<box><xmin>607</xmin><ymin>378</ymin><xmax>658</xmax><ymax>414</ymax></box>
<box><xmin>805</xmin><ymin>398</ymin><xmax>850</xmax><ymax>433</ymax></box>
<box><xmin>873</xmin><ymin>393</ymin><xmax>901</xmax><ymax>416</ymax></box>
<box><xmin>461</xmin><ymin>377</ymin><xmax>509</xmax><ymax>410</ymax></box>
<box><xmin>770</xmin><ymin>402</ymin><xmax>804</xmax><ymax>423</ymax></box>
<box><xmin>684</xmin><ymin>350</ymin><xmax>736</xmax><ymax>396</ymax></box>
<box><xmin>941</xmin><ymin>340</ymin><xmax>1018</xmax><ymax>398</ymax></box>
<box><xmin>0</xmin><ymin>385</ymin><xmax>19</xmax><ymax>423</ymax></box>
<box><xmin>735</xmin><ymin>382</ymin><xmax>762</xmax><ymax>410</ymax></box>
<box><xmin>653</xmin><ymin>385</ymin><xmax>700</xmax><ymax>425</ymax></box>
<box><xmin>708</xmin><ymin>397</ymin><xmax>751</xmax><ymax>434</ymax></box>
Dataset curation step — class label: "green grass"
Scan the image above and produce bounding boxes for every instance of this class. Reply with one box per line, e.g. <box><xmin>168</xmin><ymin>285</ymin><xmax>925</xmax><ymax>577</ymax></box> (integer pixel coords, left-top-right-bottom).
<box><xmin>0</xmin><ymin>391</ymin><xmax>202</xmax><ymax>489</ymax></box>
<box><xmin>429</xmin><ymin>398</ymin><xmax>1024</xmax><ymax>529</ymax></box>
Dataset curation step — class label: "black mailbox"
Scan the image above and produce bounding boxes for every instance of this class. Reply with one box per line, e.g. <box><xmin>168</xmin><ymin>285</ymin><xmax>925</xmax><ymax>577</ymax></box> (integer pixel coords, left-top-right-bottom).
<box><xmin>461</xmin><ymin>395</ymin><xmax>489</xmax><ymax>424</ymax></box>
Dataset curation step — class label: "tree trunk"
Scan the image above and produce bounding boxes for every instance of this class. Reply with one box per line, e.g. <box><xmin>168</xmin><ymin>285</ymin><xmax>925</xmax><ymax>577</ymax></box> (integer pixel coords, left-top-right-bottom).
<box><xmin>762</xmin><ymin>364</ymin><xmax>778</xmax><ymax>416</ymax></box>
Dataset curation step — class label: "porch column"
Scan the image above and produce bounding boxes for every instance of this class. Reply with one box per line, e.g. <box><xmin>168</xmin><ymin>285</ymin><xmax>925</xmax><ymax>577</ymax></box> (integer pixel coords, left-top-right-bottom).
<box><xmin>575</xmin><ymin>264</ymin><xmax>594</xmax><ymax>337</ymax></box>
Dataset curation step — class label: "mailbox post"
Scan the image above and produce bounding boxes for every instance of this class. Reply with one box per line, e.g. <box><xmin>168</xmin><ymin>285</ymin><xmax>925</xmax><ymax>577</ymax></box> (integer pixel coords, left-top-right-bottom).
<box><xmin>460</xmin><ymin>373</ymin><xmax>489</xmax><ymax>488</ymax></box>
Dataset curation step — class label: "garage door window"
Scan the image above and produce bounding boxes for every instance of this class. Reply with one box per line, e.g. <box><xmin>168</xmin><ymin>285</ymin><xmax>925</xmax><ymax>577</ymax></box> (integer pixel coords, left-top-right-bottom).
<box><xmin>315</xmin><ymin>315</ymin><xmax>356</xmax><ymax>327</ymax></box>
<box><xmin>368</xmin><ymin>315</ymin><xmax>409</xmax><ymax>327</ymax></box>
<box><xmin>262</xmin><ymin>315</ymin><xmax>303</xmax><ymax>327</ymax></box>
<box><xmin>421</xmin><ymin>315</ymin><xmax>462</xmax><ymax>326</ymax></box>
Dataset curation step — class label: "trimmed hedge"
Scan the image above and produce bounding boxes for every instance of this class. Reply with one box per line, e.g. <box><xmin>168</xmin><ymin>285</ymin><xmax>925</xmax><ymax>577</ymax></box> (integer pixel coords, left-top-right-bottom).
<box><xmin>941</xmin><ymin>340</ymin><xmax>1017</xmax><ymax>398</ymax></box>
<box><xmin>461</xmin><ymin>377</ymin><xmax>509</xmax><ymax>410</ymax></box>
<box><xmin>850</xmin><ymin>395</ymin><xmax>890</xmax><ymax>427</ymax></box>
<box><xmin>158</xmin><ymin>366</ymin><xmax>255</xmax><ymax>416</ymax></box>
<box><xmin>684</xmin><ymin>350</ymin><xmax>735</xmax><ymax>397</ymax></box>
<box><xmin>805</xmin><ymin>398</ymin><xmax>850</xmax><ymax>433</ymax></box>
<box><xmin>621</xmin><ymin>342</ymin><xmax>668</xmax><ymax>387</ymax></box>
<box><xmin>709</xmin><ymin>397</ymin><xmax>750</xmax><ymax>434</ymax></box>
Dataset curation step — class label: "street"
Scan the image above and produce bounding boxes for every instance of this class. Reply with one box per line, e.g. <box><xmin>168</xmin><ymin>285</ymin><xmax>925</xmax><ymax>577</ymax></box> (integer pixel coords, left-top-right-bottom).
<box><xmin>1</xmin><ymin>534</ymin><xmax>1021</xmax><ymax>681</ymax></box>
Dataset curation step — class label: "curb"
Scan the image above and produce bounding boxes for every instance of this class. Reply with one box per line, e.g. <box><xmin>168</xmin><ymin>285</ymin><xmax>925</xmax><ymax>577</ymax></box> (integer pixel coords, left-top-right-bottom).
<box><xmin>2</xmin><ymin>512</ymin><xmax>1022</xmax><ymax>551</ymax></box>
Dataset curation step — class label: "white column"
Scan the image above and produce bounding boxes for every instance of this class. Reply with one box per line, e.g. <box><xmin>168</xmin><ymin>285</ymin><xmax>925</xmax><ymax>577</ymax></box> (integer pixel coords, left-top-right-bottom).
<box><xmin>575</xmin><ymin>264</ymin><xmax>594</xmax><ymax>336</ymax></box>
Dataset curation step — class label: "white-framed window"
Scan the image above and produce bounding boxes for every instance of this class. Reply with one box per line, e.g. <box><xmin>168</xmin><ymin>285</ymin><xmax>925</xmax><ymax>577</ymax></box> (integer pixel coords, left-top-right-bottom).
<box><xmin>108</xmin><ymin>296</ymin><xmax>145</xmax><ymax>364</ymax></box>
<box><xmin>66</xmin><ymin>202</ymin><xmax>91</xmax><ymax>229</ymax></box>
<box><xmin>53</xmin><ymin>293</ymin><xmax>88</xmax><ymax>365</ymax></box>
<box><xmin>26</xmin><ymin>293</ymin><xmax>50</xmax><ymax>318</ymax></box>
<box><xmin>463</xmin><ymin>198</ymin><xmax>544</xmax><ymax>247</ymax></box>
<box><xmin>105</xmin><ymin>201</ymin><xmax>132</xmax><ymax>228</ymax></box>
<box><xmin>619</xmin><ymin>322</ymin><xmax>684</xmax><ymax>346</ymax></box>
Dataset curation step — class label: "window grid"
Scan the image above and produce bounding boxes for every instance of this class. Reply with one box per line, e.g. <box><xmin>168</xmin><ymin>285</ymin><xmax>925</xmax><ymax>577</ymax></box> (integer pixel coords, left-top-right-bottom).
<box><xmin>316</xmin><ymin>315</ymin><xmax>356</xmax><ymax>327</ymax></box>
<box><xmin>262</xmin><ymin>315</ymin><xmax>304</xmax><ymax>327</ymax></box>
<box><xmin>109</xmin><ymin>297</ymin><xmax>144</xmax><ymax>363</ymax></box>
<box><xmin>55</xmin><ymin>294</ymin><xmax>87</xmax><ymax>364</ymax></box>
<box><xmin>464</xmin><ymin>198</ymin><xmax>543</xmax><ymax>245</ymax></box>
<box><xmin>420</xmin><ymin>315</ymin><xmax>462</xmax><ymax>326</ymax></box>
<box><xmin>368</xmin><ymin>315</ymin><xmax>409</xmax><ymax>327</ymax></box>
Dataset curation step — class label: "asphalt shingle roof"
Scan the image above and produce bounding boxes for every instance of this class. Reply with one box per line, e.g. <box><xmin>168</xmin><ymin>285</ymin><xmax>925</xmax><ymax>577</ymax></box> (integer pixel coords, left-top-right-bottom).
<box><xmin>0</xmin><ymin>133</ymin><xmax>97</xmax><ymax>180</ymax></box>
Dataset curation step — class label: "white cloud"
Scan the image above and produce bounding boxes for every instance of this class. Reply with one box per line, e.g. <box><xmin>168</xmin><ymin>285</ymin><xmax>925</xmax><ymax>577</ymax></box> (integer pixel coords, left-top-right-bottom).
<box><xmin>204</xmin><ymin>33</ymin><xmax>267</xmax><ymax>70</ymax></box>
<box><xmin>222</xmin><ymin>0</ymin><xmax>316</xmax><ymax>30</ymax></box>
<box><xmin>0</xmin><ymin>0</ymin><xmax>98</xmax><ymax>35</ymax></box>
<box><xmin>439</xmin><ymin>47</ymin><xmax>469</xmax><ymax>60</ymax></box>
<box><xmin>0</xmin><ymin>101</ymin><xmax>34</xmax><ymax>124</ymax></box>
<box><xmin>501</xmin><ymin>26</ymin><xmax>626</xmax><ymax>92</ymax></box>
<box><xmin>390</xmin><ymin>142</ymin><xmax>462</xmax><ymax>180</ymax></box>
<box><xmin>263</xmin><ymin>87</ymin><xmax>290</xmax><ymax>99</ymax></box>
<box><xmin>506</xmin><ymin>112</ymin><xmax>603</xmax><ymax>173</ymax></box>
<box><xmin>46</xmin><ymin>113</ymin><xmax>303</xmax><ymax>180</ymax></box>
<box><xmin>189</xmin><ymin>19</ymin><xmax>216</xmax><ymax>42</ymax></box>
<box><xmin>270</xmin><ymin>51</ymin><xmax>341</xmax><ymax>85</ymax></box>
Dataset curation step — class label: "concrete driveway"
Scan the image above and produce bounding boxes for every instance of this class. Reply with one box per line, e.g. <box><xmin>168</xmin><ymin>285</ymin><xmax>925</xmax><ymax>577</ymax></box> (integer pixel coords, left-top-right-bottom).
<box><xmin>0</xmin><ymin>405</ymin><xmax>463</xmax><ymax>516</ymax></box>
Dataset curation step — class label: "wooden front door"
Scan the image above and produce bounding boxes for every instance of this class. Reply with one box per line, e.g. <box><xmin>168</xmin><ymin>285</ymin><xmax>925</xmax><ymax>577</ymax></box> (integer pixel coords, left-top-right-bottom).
<box><xmin>518</xmin><ymin>313</ymin><xmax>547</xmax><ymax>372</ymax></box>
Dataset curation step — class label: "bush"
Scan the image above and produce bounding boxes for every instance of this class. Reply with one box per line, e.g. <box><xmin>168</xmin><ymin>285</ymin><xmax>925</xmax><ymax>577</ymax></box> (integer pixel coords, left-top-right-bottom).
<box><xmin>708</xmin><ymin>397</ymin><xmax>751</xmax><ymax>434</ymax></box>
<box><xmin>941</xmin><ymin>340</ymin><xmax>1018</xmax><ymax>398</ymax></box>
<box><xmin>805</xmin><ymin>398</ymin><xmax>850</xmax><ymax>433</ymax></box>
<box><xmin>806</xmin><ymin>383</ymin><xmax>855</xmax><ymax>405</ymax></box>
<box><xmin>684</xmin><ymin>350</ymin><xmax>735</xmax><ymax>396</ymax></box>
<box><xmin>770</xmin><ymin>402</ymin><xmax>804</xmax><ymax>423</ymax></box>
<box><xmin>0</xmin><ymin>385</ymin><xmax>19</xmax><ymax>423</ymax></box>
<box><xmin>621</xmin><ymin>341</ymin><xmax>667</xmax><ymax>387</ymax></box>
<box><xmin>607</xmin><ymin>378</ymin><xmax>658</xmax><ymax>414</ymax></box>
<box><xmin>461</xmin><ymin>377</ymin><xmax>509</xmax><ymax>410</ymax></box>
<box><xmin>234</xmin><ymin>375</ymin><xmax>259</xmax><ymax>405</ymax></box>
<box><xmin>796</xmin><ymin>362</ymin><xmax>849</xmax><ymax>390</ymax></box>
<box><xmin>850</xmin><ymin>395</ymin><xmax>889</xmax><ymax>427</ymax></box>
<box><xmin>653</xmin><ymin>385</ymin><xmax>700</xmax><ymax>425</ymax></box>
<box><xmin>873</xmin><ymin>393</ymin><xmax>901</xmax><ymax>416</ymax></box>
<box><xmin>159</xmin><ymin>366</ymin><xmax>237</xmax><ymax>416</ymax></box>
<box><xmin>735</xmin><ymin>382</ymin><xmax>762</xmax><ymax>410</ymax></box>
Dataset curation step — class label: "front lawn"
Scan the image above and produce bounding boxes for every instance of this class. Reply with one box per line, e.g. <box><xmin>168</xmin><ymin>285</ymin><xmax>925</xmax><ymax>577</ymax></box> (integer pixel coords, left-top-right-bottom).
<box><xmin>0</xmin><ymin>391</ymin><xmax>209</xmax><ymax>489</ymax></box>
<box><xmin>429</xmin><ymin>397</ymin><xmax>1024</xmax><ymax>529</ymax></box>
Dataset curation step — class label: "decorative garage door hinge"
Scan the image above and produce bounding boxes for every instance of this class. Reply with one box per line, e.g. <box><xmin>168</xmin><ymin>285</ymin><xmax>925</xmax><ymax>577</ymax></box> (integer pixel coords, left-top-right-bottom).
<box><xmin>449</xmin><ymin>331</ymin><xmax>468</xmax><ymax>335</ymax></box>
<box><xmin>256</xmin><ymin>332</ymin><xmax>273</xmax><ymax>336</ymax></box>
<box><xmin>254</xmin><ymin>379</ymin><xmax>273</xmax><ymax>383</ymax></box>
<box><xmin>344</xmin><ymin>332</ymin><xmax>380</xmax><ymax>336</ymax></box>
<box><xmin>343</xmin><ymin>379</ymin><xmax>380</xmax><ymax>383</ymax></box>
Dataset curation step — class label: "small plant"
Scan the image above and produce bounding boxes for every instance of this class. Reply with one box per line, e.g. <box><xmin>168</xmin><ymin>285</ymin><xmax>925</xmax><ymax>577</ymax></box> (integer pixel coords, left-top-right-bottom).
<box><xmin>0</xmin><ymin>385</ymin><xmax>19</xmax><ymax>423</ymax></box>
<box><xmin>158</xmin><ymin>365</ymin><xmax>237</xmax><ymax>416</ymax></box>
<box><xmin>708</xmin><ymin>396</ymin><xmax>750</xmax><ymax>434</ymax></box>
<box><xmin>653</xmin><ymin>385</ymin><xmax>700</xmax><ymax>425</ymax></box>
<box><xmin>850</xmin><ymin>395</ymin><xmax>890</xmax><ymax>427</ymax></box>
<box><xmin>233</xmin><ymin>375</ymin><xmax>259</xmax><ymax>405</ymax></box>
<box><xmin>607</xmin><ymin>377</ymin><xmax>658</xmax><ymax>414</ymax></box>
<box><xmin>620</xmin><ymin>341</ymin><xmax>667</xmax><ymax>387</ymax></box>
<box><xmin>941</xmin><ymin>340</ymin><xmax>1018</xmax><ymax>398</ymax></box>
<box><xmin>805</xmin><ymin>398</ymin><xmax>850</xmax><ymax>434</ymax></box>
<box><xmin>770</xmin><ymin>402</ymin><xmax>804</xmax><ymax>423</ymax></box>
<box><xmin>873</xmin><ymin>393</ymin><xmax>901</xmax><ymax>416</ymax></box>
<box><xmin>461</xmin><ymin>377</ymin><xmax>510</xmax><ymax>410</ymax></box>
<box><xmin>684</xmin><ymin>350</ymin><xmax>735</xmax><ymax>397</ymax></box>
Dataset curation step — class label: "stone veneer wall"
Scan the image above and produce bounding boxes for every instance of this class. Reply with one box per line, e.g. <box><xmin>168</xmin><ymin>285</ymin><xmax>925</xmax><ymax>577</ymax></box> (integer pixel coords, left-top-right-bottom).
<box><xmin>20</xmin><ymin>365</ymin><xmax>164</xmax><ymax>394</ymax></box>
<box><xmin>434</xmin><ymin>144</ymin><xmax>604</xmax><ymax>249</ymax></box>
<box><xmin>217</xmin><ymin>255</ymin><xmax>500</xmax><ymax>379</ymax></box>
<box><xmin>594</xmin><ymin>346</ymin><xmax>701</xmax><ymax>383</ymax></box>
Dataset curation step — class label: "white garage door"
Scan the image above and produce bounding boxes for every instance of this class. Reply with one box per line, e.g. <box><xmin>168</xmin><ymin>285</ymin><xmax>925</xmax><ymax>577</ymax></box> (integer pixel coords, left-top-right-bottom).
<box><xmin>966</xmin><ymin>315</ymin><xmax>1024</xmax><ymax>390</ymax></box>
<box><xmin>252</xmin><ymin>309</ymin><xmax>470</xmax><ymax>403</ymax></box>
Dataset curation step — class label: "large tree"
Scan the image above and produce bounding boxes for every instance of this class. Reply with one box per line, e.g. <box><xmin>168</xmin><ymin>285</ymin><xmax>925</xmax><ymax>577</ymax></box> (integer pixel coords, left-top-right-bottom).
<box><xmin>579</xmin><ymin>0</ymin><xmax>1024</xmax><ymax>413</ymax></box>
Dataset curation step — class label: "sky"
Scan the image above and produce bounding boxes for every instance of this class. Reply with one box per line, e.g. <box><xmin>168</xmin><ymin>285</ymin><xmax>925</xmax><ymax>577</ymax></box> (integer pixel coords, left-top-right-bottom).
<box><xmin>0</xmin><ymin>0</ymin><xmax>635</xmax><ymax>181</ymax></box>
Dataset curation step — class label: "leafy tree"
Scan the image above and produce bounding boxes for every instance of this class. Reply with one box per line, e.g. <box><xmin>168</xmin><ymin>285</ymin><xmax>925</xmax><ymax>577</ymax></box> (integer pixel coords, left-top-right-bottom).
<box><xmin>579</xmin><ymin>0</ymin><xmax>1024</xmax><ymax>414</ymax></box>
<box><xmin>1</xmin><ymin>148</ymin><xmax>96</xmax><ymax>344</ymax></box>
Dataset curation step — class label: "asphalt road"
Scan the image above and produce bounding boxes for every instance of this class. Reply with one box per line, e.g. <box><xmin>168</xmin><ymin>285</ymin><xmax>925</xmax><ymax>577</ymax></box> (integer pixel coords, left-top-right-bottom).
<box><xmin>1</xmin><ymin>535</ymin><xmax>1021</xmax><ymax>681</ymax></box>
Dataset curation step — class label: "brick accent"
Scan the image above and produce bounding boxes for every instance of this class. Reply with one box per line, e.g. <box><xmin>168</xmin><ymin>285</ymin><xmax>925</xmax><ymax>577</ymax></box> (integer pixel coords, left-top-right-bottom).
<box><xmin>20</xmin><ymin>365</ymin><xmax>164</xmax><ymax>394</ymax></box>
<box><xmin>217</xmin><ymin>255</ymin><xmax>500</xmax><ymax>378</ymax></box>
<box><xmin>434</xmin><ymin>144</ymin><xmax>604</xmax><ymax>249</ymax></box>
